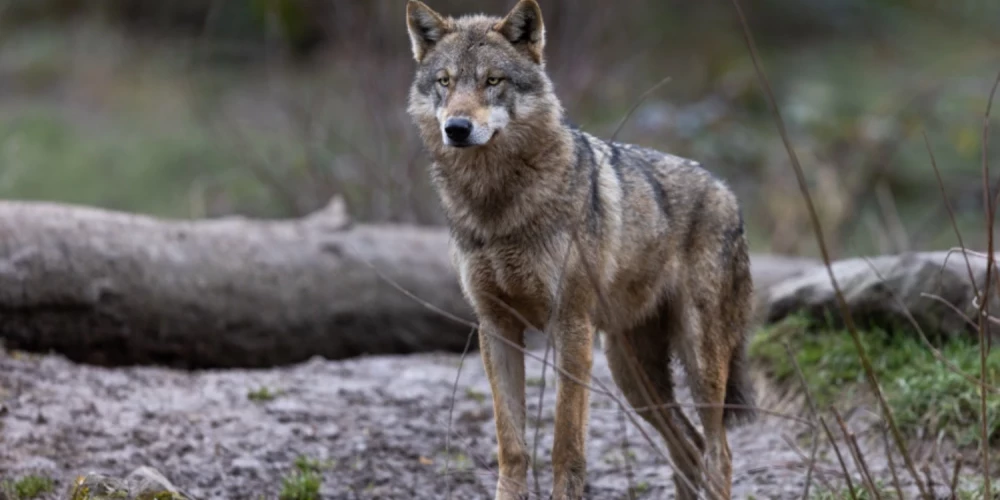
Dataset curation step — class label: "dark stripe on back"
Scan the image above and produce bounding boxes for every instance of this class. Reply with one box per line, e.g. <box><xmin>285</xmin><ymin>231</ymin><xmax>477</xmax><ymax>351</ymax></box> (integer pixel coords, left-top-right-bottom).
<box><xmin>582</xmin><ymin>137</ymin><xmax>602</xmax><ymax>233</ymax></box>
<box><xmin>569</xmin><ymin>130</ymin><xmax>590</xmax><ymax>190</ymax></box>
<box><xmin>609</xmin><ymin>141</ymin><xmax>621</xmax><ymax>167</ymax></box>
<box><xmin>683</xmin><ymin>183</ymin><xmax>709</xmax><ymax>254</ymax></box>
<box><xmin>634</xmin><ymin>161</ymin><xmax>670</xmax><ymax>217</ymax></box>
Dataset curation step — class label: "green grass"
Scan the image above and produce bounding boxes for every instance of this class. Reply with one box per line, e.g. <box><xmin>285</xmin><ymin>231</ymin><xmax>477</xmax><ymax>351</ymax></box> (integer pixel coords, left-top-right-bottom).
<box><xmin>750</xmin><ymin>314</ymin><xmax>1000</xmax><ymax>447</ymax></box>
<box><xmin>1</xmin><ymin>475</ymin><xmax>55</xmax><ymax>499</ymax></box>
<box><xmin>278</xmin><ymin>456</ymin><xmax>326</xmax><ymax>500</ymax></box>
<box><xmin>246</xmin><ymin>386</ymin><xmax>279</xmax><ymax>402</ymax></box>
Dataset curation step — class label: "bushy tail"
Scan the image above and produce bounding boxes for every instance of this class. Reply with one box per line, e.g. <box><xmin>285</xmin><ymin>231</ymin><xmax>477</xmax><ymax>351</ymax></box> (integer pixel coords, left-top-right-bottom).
<box><xmin>723</xmin><ymin>343</ymin><xmax>757</xmax><ymax>428</ymax></box>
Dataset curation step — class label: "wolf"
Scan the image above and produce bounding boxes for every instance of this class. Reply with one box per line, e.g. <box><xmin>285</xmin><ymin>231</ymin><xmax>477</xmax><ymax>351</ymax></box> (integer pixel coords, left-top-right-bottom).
<box><xmin>405</xmin><ymin>1</ymin><xmax>756</xmax><ymax>498</ymax></box>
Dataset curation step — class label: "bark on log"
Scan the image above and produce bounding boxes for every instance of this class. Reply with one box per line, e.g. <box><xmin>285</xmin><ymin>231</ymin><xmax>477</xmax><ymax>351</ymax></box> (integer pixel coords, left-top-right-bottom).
<box><xmin>0</xmin><ymin>198</ymin><xmax>476</xmax><ymax>369</ymax></box>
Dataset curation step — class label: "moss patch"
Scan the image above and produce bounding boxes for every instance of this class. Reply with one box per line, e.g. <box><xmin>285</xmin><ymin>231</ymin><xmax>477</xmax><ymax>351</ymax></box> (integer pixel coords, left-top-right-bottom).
<box><xmin>751</xmin><ymin>314</ymin><xmax>1000</xmax><ymax>447</ymax></box>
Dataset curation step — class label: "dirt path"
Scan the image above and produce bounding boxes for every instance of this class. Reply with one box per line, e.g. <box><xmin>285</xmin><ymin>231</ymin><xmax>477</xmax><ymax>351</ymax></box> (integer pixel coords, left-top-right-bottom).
<box><xmin>0</xmin><ymin>345</ymin><xmax>962</xmax><ymax>499</ymax></box>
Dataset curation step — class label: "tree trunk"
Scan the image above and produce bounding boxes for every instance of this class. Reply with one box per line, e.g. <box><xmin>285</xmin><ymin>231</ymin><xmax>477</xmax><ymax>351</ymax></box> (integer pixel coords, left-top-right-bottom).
<box><xmin>0</xmin><ymin>198</ymin><xmax>476</xmax><ymax>369</ymax></box>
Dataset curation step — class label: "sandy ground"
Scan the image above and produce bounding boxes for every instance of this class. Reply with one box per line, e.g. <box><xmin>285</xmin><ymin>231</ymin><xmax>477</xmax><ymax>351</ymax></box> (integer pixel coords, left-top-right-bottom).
<box><xmin>0</xmin><ymin>344</ymin><xmax>972</xmax><ymax>499</ymax></box>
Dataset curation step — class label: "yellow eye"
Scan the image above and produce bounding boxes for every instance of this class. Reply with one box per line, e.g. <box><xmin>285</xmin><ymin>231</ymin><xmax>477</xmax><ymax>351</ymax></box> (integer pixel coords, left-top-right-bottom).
<box><xmin>486</xmin><ymin>77</ymin><xmax>503</xmax><ymax>86</ymax></box>
<box><xmin>437</xmin><ymin>76</ymin><xmax>450</xmax><ymax>87</ymax></box>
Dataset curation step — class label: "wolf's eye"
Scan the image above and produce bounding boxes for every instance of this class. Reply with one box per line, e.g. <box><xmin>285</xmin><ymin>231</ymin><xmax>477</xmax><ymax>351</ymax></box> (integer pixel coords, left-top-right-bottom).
<box><xmin>486</xmin><ymin>77</ymin><xmax>503</xmax><ymax>86</ymax></box>
<box><xmin>437</xmin><ymin>76</ymin><xmax>451</xmax><ymax>87</ymax></box>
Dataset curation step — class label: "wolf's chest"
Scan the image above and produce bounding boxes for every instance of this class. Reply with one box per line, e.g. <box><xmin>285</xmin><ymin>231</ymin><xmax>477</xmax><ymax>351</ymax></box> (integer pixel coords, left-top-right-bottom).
<box><xmin>452</xmin><ymin>242</ymin><xmax>561</xmax><ymax>314</ymax></box>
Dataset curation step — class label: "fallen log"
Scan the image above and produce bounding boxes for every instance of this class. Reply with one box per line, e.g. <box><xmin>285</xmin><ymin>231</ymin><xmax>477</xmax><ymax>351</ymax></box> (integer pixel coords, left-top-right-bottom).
<box><xmin>8</xmin><ymin>197</ymin><xmax>985</xmax><ymax>369</ymax></box>
<box><xmin>0</xmin><ymin>198</ymin><xmax>476</xmax><ymax>368</ymax></box>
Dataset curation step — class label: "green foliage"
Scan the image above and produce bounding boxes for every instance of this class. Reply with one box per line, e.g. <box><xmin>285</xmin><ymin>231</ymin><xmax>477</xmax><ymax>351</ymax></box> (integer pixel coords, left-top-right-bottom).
<box><xmin>1</xmin><ymin>475</ymin><xmax>55</xmax><ymax>499</ymax></box>
<box><xmin>278</xmin><ymin>456</ymin><xmax>323</xmax><ymax>500</ymax></box>
<box><xmin>751</xmin><ymin>314</ymin><xmax>1000</xmax><ymax>446</ymax></box>
<box><xmin>889</xmin><ymin>342</ymin><xmax>1000</xmax><ymax>447</ymax></box>
<box><xmin>247</xmin><ymin>386</ymin><xmax>279</xmax><ymax>402</ymax></box>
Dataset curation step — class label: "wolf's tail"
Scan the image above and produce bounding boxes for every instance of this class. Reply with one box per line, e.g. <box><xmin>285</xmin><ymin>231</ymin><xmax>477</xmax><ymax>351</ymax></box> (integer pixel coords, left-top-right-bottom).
<box><xmin>723</xmin><ymin>343</ymin><xmax>757</xmax><ymax>428</ymax></box>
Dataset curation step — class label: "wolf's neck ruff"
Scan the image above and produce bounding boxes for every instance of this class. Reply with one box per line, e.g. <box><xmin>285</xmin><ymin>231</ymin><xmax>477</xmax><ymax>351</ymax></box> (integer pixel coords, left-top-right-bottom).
<box><xmin>408</xmin><ymin>65</ymin><xmax>575</xmax><ymax>240</ymax></box>
<box><xmin>431</xmin><ymin>132</ymin><xmax>577</xmax><ymax>243</ymax></box>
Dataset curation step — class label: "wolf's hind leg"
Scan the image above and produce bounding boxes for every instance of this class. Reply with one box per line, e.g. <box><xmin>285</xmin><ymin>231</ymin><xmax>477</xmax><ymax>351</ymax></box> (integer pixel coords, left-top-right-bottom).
<box><xmin>604</xmin><ymin>306</ymin><xmax>706</xmax><ymax>500</ymax></box>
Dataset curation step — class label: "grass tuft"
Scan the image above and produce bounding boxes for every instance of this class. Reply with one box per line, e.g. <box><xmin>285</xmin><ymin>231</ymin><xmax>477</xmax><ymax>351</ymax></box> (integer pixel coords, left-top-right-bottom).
<box><xmin>247</xmin><ymin>386</ymin><xmax>279</xmax><ymax>402</ymax></box>
<box><xmin>0</xmin><ymin>475</ymin><xmax>54</xmax><ymax>500</ymax></box>
<box><xmin>278</xmin><ymin>456</ymin><xmax>325</xmax><ymax>500</ymax></box>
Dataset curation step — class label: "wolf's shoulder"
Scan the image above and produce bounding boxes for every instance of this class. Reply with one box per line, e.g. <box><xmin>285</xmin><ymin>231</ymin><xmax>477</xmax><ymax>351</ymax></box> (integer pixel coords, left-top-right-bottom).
<box><xmin>564</xmin><ymin>121</ymin><xmax>710</xmax><ymax>180</ymax></box>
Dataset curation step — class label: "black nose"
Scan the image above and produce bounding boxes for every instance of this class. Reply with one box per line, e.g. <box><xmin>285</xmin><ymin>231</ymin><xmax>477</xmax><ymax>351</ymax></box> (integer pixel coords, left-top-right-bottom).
<box><xmin>444</xmin><ymin>118</ymin><xmax>473</xmax><ymax>142</ymax></box>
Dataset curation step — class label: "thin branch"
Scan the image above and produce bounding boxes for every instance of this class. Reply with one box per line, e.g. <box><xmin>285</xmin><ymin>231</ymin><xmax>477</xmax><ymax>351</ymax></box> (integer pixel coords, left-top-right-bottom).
<box><xmin>821</xmin><ymin>416</ymin><xmax>859</xmax><ymax>500</ymax></box>
<box><xmin>974</xmin><ymin>69</ymin><xmax>1000</xmax><ymax>500</ymax></box>
<box><xmin>924</xmin><ymin>132</ymin><xmax>980</xmax><ymax>298</ymax></box>
<box><xmin>531</xmin><ymin>334</ymin><xmax>552</xmax><ymax>498</ymax></box>
<box><xmin>835</xmin><ymin>410</ymin><xmax>881</xmax><ymax>500</ymax></box>
<box><xmin>608</xmin><ymin>75</ymin><xmax>673</xmax><ymax>143</ymax></box>
<box><xmin>922</xmin><ymin>465</ymin><xmax>937</xmax><ymax>500</ymax></box>
<box><xmin>620</xmin><ymin>408</ymin><xmax>639</xmax><ymax>500</ymax></box>
<box><xmin>918</xmin><ymin>293</ymin><xmax>982</xmax><ymax>332</ymax></box>
<box><xmin>444</xmin><ymin>326</ymin><xmax>478</xmax><ymax>500</ymax></box>
<box><xmin>882</xmin><ymin>427</ymin><xmax>905</xmax><ymax>500</ymax></box>
<box><xmin>780</xmin><ymin>433</ymin><xmax>837</xmax><ymax>493</ymax></box>
<box><xmin>949</xmin><ymin>454</ymin><xmax>963</xmax><ymax>497</ymax></box>
<box><xmin>783</xmin><ymin>342</ymin><xmax>822</xmax><ymax>500</ymax></box>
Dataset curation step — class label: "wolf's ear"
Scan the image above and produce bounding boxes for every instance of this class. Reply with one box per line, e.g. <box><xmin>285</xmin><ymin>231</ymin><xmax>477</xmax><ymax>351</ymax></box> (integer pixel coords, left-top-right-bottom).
<box><xmin>407</xmin><ymin>1</ymin><xmax>450</xmax><ymax>63</ymax></box>
<box><xmin>495</xmin><ymin>0</ymin><xmax>545</xmax><ymax>64</ymax></box>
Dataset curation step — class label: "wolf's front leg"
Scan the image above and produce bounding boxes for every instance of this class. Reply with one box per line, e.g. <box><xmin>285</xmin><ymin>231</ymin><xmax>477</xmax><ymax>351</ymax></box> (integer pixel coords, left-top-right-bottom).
<box><xmin>551</xmin><ymin>315</ymin><xmax>594</xmax><ymax>500</ymax></box>
<box><xmin>479</xmin><ymin>318</ymin><xmax>529</xmax><ymax>500</ymax></box>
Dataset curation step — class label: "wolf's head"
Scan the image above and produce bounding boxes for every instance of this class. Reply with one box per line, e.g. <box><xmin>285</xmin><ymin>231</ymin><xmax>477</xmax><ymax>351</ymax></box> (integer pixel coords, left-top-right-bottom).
<box><xmin>405</xmin><ymin>0</ymin><xmax>559</xmax><ymax>152</ymax></box>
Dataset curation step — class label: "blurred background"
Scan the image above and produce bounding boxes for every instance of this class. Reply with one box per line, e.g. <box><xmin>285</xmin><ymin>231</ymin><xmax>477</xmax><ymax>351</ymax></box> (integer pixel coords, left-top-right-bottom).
<box><xmin>1</xmin><ymin>0</ymin><xmax>998</xmax><ymax>259</ymax></box>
